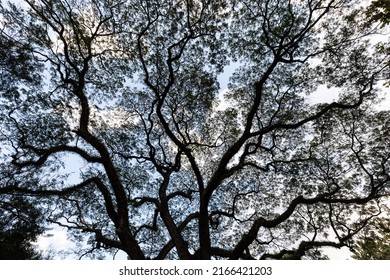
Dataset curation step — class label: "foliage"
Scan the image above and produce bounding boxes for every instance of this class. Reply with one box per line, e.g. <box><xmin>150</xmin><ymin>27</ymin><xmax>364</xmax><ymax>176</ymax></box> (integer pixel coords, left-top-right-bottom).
<box><xmin>0</xmin><ymin>195</ymin><xmax>46</xmax><ymax>259</ymax></box>
<box><xmin>0</xmin><ymin>0</ymin><xmax>389</xmax><ymax>259</ymax></box>
<box><xmin>365</xmin><ymin>0</ymin><xmax>390</xmax><ymax>27</ymax></box>
<box><xmin>352</xmin><ymin>215</ymin><xmax>390</xmax><ymax>259</ymax></box>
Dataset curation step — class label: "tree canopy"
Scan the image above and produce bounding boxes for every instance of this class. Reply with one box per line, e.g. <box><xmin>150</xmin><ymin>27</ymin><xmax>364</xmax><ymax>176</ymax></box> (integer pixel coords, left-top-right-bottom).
<box><xmin>351</xmin><ymin>214</ymin><xmax>390</xmax><ymax>259</ymax></box>
<box><xmin>0</xmin><ymin>0</ymin><xmax>389</xmax><ymax>260</ymax></box>
<box><xmin>0</xmin><ymin>195</ymin><xmax>46</xmax><ymax>259</ymax></box>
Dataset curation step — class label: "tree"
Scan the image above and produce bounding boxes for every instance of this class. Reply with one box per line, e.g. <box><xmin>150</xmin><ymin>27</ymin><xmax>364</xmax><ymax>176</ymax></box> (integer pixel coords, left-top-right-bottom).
<box><xmin>0</xmin><ymin>195</ymin><xmax>45</xmax><ymax>259</ymax></box>
<box><xmin>365</xmin><ymin>0</ymin><xmax>390</xmax><ymax>27</ymax></box>
<box><xmin>352</xmin><ymin>215</ymin><xmax>390</xmax><ymax>259</ymax></box>
<box><xmin>0</xmin><ymin>25</ymin><xmax>42</xmax><ymax>103</ymax></box>
<box><xmin>0</xmin><ymin>8</ymin><xmax>46</xmax><ymax>260</ymax></box>
<box><xmin>0</xmin><ymin>0</ymin><xmax>389</xmax><ymax>260</ymax></box>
